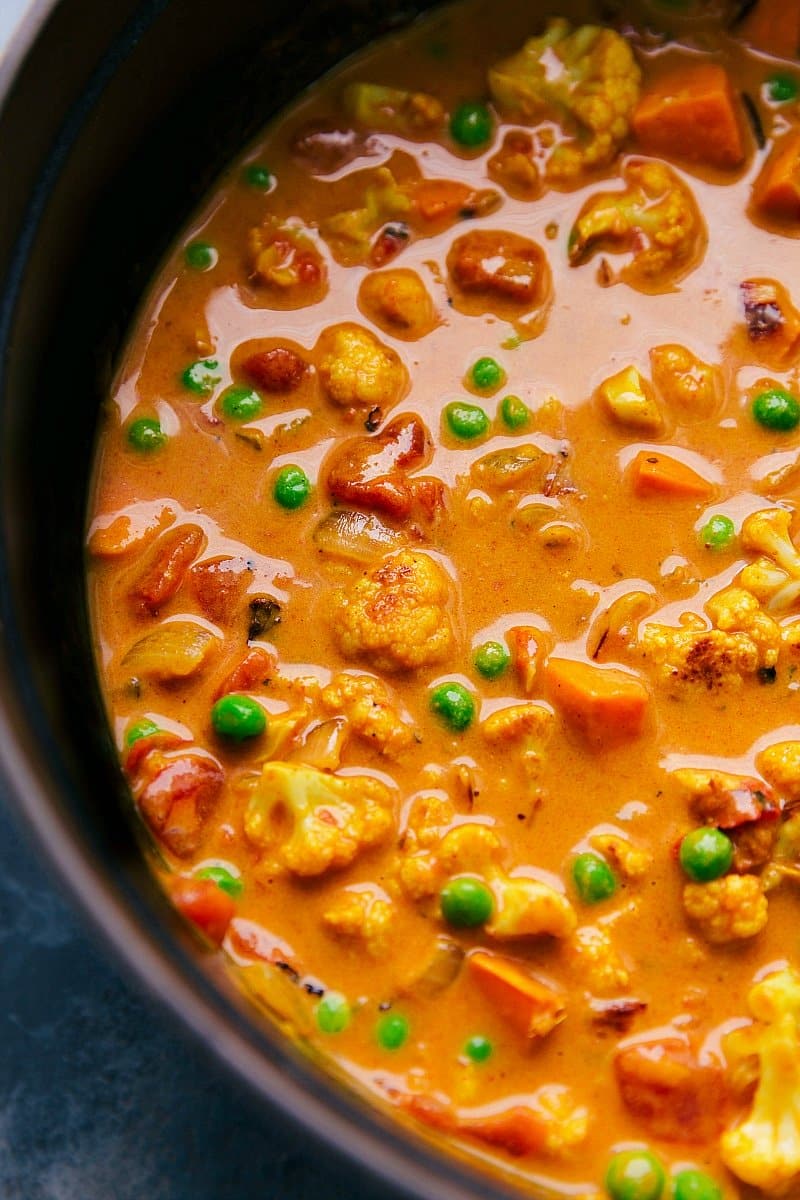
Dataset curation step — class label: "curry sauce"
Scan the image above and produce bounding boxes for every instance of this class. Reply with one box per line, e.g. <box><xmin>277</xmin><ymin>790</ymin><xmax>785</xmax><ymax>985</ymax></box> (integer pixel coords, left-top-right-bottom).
<box><xmin>88</xmin><ymin>0</ymin><xmax>800</xmax><ymax>1194</ymax></box>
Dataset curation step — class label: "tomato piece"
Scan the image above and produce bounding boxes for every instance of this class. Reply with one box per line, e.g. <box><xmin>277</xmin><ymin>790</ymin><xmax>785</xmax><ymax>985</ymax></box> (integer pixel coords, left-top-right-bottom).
<box><xmin>137</xmin><ymin>753</ymin><xmax>224</xmax><ymax>857</ymax></box>
<box><xmin>129</xmin><ymin>525</ymin><xmax>205</xmax><ymax>615</ymax></box>
<box><xmin>169</xmin><ymin>876</ymin><xmax>235</xmax><ymax>945</ymax></box>
<box><xmin>326</xmin><ymin>414</ymin><xmax>431</xmax><ymax>519</ymax></box>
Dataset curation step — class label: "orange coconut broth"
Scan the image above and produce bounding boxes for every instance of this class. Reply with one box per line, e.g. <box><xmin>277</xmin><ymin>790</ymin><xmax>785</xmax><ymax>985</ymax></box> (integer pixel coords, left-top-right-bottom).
<box><xmin>87</xmin><ymin>0</ymin><xmax>800</xmax><ymax>1193</ymax></box>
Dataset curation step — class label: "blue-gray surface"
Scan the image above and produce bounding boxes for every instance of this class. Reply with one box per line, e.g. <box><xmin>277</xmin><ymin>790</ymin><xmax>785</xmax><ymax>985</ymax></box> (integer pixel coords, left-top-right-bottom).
<box><xmin>0</xmin><ymin>798</ymin><xmax>384</xmax><ymax>1200</ymax></box>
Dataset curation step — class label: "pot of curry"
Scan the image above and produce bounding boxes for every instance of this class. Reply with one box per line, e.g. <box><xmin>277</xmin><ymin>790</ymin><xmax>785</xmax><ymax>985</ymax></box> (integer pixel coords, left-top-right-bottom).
<box><xmin>4</xmin><ymin>0</ymin><xmax>800</xmax><ymax>1194</ymax></box>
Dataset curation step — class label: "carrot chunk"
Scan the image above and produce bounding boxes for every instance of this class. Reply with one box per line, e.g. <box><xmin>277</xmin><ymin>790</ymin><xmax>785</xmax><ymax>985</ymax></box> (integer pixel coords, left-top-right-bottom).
<box><xmin>545</xmin><ymin>658</ymin><xmax>648</xmax><ymax>745</ymax></box>
<box><xmin>169</xmin><ymin>876</ymin><xmax>235</xmax><ymax>945</ymax></box>
<box><xmin>738</xmin><ymin>0</ymin><xmax>800</xmax><ymax>58</ymax></box>
<box><xmin>469</xmin><ymin>950</ymin><xmax>566</xmax><ymax>1039</ymax></box>
<box><xmin>753</xmin><ymin>130</ymin><xmax>800</xmax><ymax>223</ymax></box>
<box><xmin>632</xmin><ymin>64</ymin><xmax>745</xmax><ymax>169</ymax></box>
<box><xmin>630</xmin><ymin>450</ymin><xmax>714</xmax><ymax>499</ymax></box>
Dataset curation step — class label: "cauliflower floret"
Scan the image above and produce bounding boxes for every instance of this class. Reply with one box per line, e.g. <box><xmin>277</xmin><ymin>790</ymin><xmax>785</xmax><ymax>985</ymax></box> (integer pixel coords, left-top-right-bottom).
<box><xmin>321</xmin><ymin>886</ymin><xmax>395</xmax><ymax>957</ymax></box>
<box><xmin>640</xmin><ymin>585</ymin><xmax>780</xmax><ymax>689</ymax></box>
<box><xmin>321</xmin><ymin>672</ymin><xmax>415</xmax><ymax>758</ymax></box>
<box><xmin>683</xmin><ymin>874</ymin><xmax>768</xmax><ymax>944</ymax></box>
<box><xmin>568</xmin><ymin>159</ymin><xmax>706</xmax><ymax>293</ymax></box>
<box><xmin>649</xmin><ymin>343</ymin><xmax>721</xmax><ymax>421</ymax></box>
<box><xmin>332</xmin><ymin>550</ymin><xmax>455</xmax><ymax>672</ymax></box>
<box><xmin>358</xmin><ymin>268</ymin><xmax>437</xmax><ymax>340</ymax></box>
<box><xmin>741</xmin><ymin>508</ymin><xmax>800</xmax><ymax>612</ymax></box>
<box><xmin>759</xmin><ymin>742</ymin><xmax>800</xmax><ymax>804</ymax></box>
<box><xmin>589</xmin><ymin>833</ymin><xmax>651</xmax><ymax>880</ymax></box>
<box><xmin>321</xmin><ymin>168</ymin><xmax>412</xmax><ymax>267</ymax></box>
<box><xmin>243</xmin><ymin>761</ymin><xmax>394</xmax><ymax>876</ymax></box>
<box><xmin>721</xmin><ymin>967</ymin><xmax>800</xmax><ymax>1193</ymax></box>
<box><xmin>705</xmin><ymin>586</ymin><xmax>781</xmax><ymax>668</ymax></box>
<box><xmin>247</xmin><ymin>216</ymin><xmax>326</xmax><ymax>301</ymax></box>
<box><xmin>342</xmin><ymin>82</ymin><xmax>445</xmax><ymax>135</ymax></box>
<box><xmin>596</xmin><ymin>364</ymin><xmax>663</xmax><ymax>433</ymax></box>
<box><xmin>481</xmin><ymin>702</ymin><xmax>555</xmax><ymax>777</ymax></box>
<box><xmin>566</xmin><ymin>924</ymin><xmax>631</xmax><ymax>994</ymax></box>
<box><xmin>397</xmin><ymin>793</ymin><xmax>456</xmax><ymax>899</ymax></box>
<box><xmin>317</xmin><ymin>322</ymin><xmax>407</xmax><ymax>413</ymax></box>
<box><xmin>437</xmin><ymin>824</ymin><xmax>577</xmax><ymax>939</ymax></box>
<box><xmin>488</xmin><ymin>19</ymin><xmax>641</xmax><ymax>181</ymax></box>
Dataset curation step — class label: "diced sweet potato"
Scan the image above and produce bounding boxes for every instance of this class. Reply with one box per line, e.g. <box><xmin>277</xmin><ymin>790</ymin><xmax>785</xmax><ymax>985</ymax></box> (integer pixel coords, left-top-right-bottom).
<box><xmin>129</xmin><ymin>525</ymin><xmax>205</xmax><ymax>615</ymax></box>
<box><xmin>469</xmin><ymin>950</ymin><xmax>566</xmax><ymax>1039</ymax></box>
<box><xmin>447</xmin><ymin>229</ymin><xmax>549</xmax><ymax>307</ymax></box>
<box><xmin>215</xmin><ymin>647</ymin><xmax>277</xmax><ymax>698</ymax></box>
<box><xmin>137</xmin><ymin>752</ymin><xmax>224</xmax><ymax>857</ymax></box>
<box><xmin>614</xmin><ymin>1038</ymin><xmax>727</xmax><ymax>1143</ymax></box>
<box><xmin>630</xmin><ymin>451</ymin><xmax>714</xmax><ymax>499</ymax></box>
<box><xmin>88</xmin><ymin>506</ymin><xmax>175</xmax><ymax>558</ymax></box>
<box><xmin>189</xmin><ymin>556</ymin><xmax>252</xmax><ymax>624</ymax></box>
<box><xmin>632</xmin><ymin>64</ymin><xmax>745</xmax><ymax>169</ymax></box>
<box><xmin>545</xmin><ymin>657</ymin><xmax>649</xmax><ymax>745</ymax></box>
<box><xmin>752</xmin><ymin>130</ymin><xmax>800</xmax><ymax>224</ymax></box>
<box><xmin>326</xmin><ymin>414</ymin><xmax>431</xmax><ymax>518</ymax></box>
<box><xmin>242</xmin><ymin>347</ymin><xmax>307</xmax><ymax>393</ymax></box>
<box><xmin>169</xmin><ymin>876</ymin><xmax>236</xmax><ymax>945</ymax></box>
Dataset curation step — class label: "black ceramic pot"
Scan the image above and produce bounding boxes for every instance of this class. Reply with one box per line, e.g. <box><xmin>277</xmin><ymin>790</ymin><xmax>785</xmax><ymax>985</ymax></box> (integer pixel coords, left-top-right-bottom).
<box><xmin>0</xmin><ymin>3</ymin><xmax>529</xmax><ymax>1197</ymax></box>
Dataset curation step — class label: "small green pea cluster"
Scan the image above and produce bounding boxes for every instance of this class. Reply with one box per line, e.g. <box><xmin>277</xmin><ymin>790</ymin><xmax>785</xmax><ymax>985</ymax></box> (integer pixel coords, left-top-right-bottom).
<box><xmin>699</xmin><ymin>513</ymin><xmax>735</xmax><ymax>552</ymax></box>
<box><xmin>444</xmin><ymin>383</ymin><xmax>532</xmax><ymax>443</ymax></box>
<box><xmin>752</xmin><ymin>387</ymin><xmax>800</xmax><ymax>432</ymax></box>
<box><xmin>195</xmin><ymin>864</ymin><xmax>244</xmax><ymax>898</ymax></box>
<box><xmin>211</xmin><ymin>694</ymin><xmax>267</xmax><ymax>741</ymax></box>
<box><xmin>605</xmin><ymin>1150</ymin><xmax>721</xmax><ymax>1200</ymax></box>
<box><xmin>572</xmin><ymin>852</ymin><xmax>617</xmax><ymax>904</ymax></box>
<box><xmin>766</xmin><ymin>72</ymin><xmax>799</xmax><ymax>103</ymax></box>
<box><xmin>449</xmin><ymin>101</ymin><xmax>493</xmax><ymax>148</ymax></box>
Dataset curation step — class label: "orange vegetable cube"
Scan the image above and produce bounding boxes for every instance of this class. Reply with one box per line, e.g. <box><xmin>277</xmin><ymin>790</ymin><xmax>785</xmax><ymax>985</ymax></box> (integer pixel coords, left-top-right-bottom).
<box><xmin>632</xmin><ymin>64</ymin><xmax>745</xmax><ymax>169</ymax></box>
<box><xmin>469</xmin><ymin>950</ymin><xmax>566</xmax><ymax>1039</ymax></box>
<box><xmin>630</xmin><ymin>450</ymin><xmax>714</xmax><ymax>499</ymax></box>
<box><xmin>545</xmin><ymin>658</ymin><xmax>649</xmax><ymax>745</ymax></box>
<box><xmin>753</xmin><ymin>130</ymin><xmax>800</xmax><ymax>224</ymax></box>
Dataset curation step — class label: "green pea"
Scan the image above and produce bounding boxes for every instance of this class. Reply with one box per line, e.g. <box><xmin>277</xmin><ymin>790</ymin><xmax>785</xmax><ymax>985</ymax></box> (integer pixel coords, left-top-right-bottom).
<box><xmin>572</xmin><ymin>852</ymin><xmax>617</xmax><ymax>904</ymax></box>
<box><xmin>244</xmin><ymin>163</ymin><xmax>273</xmax><ymax>190</ymax></box>
<box><xmin>273</xmin><ymin>464</ymin><xmax>312</xmax><ymax>510</ymax></box>
<box><xmin>184</xmin><ymin>241</ymin><xmax>217</xmax><ymax>271</ymax></box>
<box><xmin>752</xmin><ymin>387</ymin><xmax>800</xmax><ymax>432</ymax></box>
<box><xmin>500</xmin><ymin>394</ymin><xmax>531</xmax><ymax>430</ymax></box>
<box><xmin>464</xmin><ymin>1034</ymin><xmax>493</xmax><ymax>1063</ymax></box>
<box><xmin>679</xmin><ymin>827</ymin><xmax>733</xmax><ymax>882</ymax></box>
<box><xmin>444</xmin><ymin>401</ymin><xmax>490</xmax><ymax>441</ymax></box>
<box><xmin>470</xmin><ymin>357</ymin><xmax>505</xmax><ymax>392</ymax></box>
<box><xmin>473</xmin><ymin>640</ymin><xmax>510</xmax><ymax>680</ymax></box>
<box><xmin>316</xmin><ymin>991</ymin><xmax>350</xmax><ymax>1034</ymax></box>
<box><xmin>127</xmin><ymin>417</ymin><xmax>167</xmax><ymax>453</ymax></box>
<box><xmin>450</xmin><ymin>101</ymin><xmax>493</xmax><ymax>148</ymax></box>
<box><xmin>182</xmin><ymin>358</ymin><xmax>221</xmax><ymax>397</ymax></box>
<box><xmin>429</xmin><ymin>681</ymin><xmax>475</xmax><ymax>731</ymax></box>
<box><xmin>219</xmin><ymin>385</ymin><xmax>262</xmax><ymax>422</ymax></box>
<box><xmin>440</xmin><ymin>876</ymin><xmax>494</xmax><ymax>928</ymax></box>
<box><xmin>376</xmin><ymin>1012</ymin><xmax>409</xmax><ymax>1050</ymax></box>
<box><xmin>700</xmin><ymin>514</ymin><xmax>735</xmax><ymax>551</ymax></box>
<box><xmin>211</xmin><ymin>694</ymin><xmax>267</xmax><ymax>741</ymax></box>
<box><xmin>125</xmin><ymin>718</ymin><xmax>160</xmax><ymax>746</ymax></box>
<box><xmin>767</xmin><ymin>73</ymin><xmax>799</xmax><ymax>103</ymax></box>
<box><xmin>672</xmin><ymin>1169</ymin><xmax>722</xmax><ymax>1200</ymax></box>
<box><xmin>605</xmin><ymin>1150</ymin><xmax>665</xmax><ymax>1200</ymax></box>
<box><xmin>195</xmin><ymin>865</ymin><xmax>244</xmax><ymax>898</ymax></box>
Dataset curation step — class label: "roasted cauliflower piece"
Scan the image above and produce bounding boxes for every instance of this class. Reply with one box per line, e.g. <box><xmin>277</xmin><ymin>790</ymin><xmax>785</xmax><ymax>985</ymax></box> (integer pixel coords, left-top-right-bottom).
<box><xmin>415</xmin><ymin>822</ymin><xmax>577</xmax><ymax>940</ymax></box>
<box><xmin>589</xmin><ymin>833</ymin><xmax>651</xmax><ymax>880</ymax></box>
<box><xmin>342</xmin><ymin>82</ymin><xmax>445</xmax><ymax>135</ymax></box>
<box><xmin>397</xmin><ymin>793</ymin><xmax>456</xmax><ymax>899</ymax></box>
<box><xmin>243</xmin><ymin>761</ymin><xmax>394</xmax><ymax>876</ymax></box>
<box><xmin>332</xmin><ymin>550</ymin><xmax>455</xmax><ymax>672</ymax></box>
<box><xmin>721</xmin><ymin>967</ymin><xmax>800</xmax><ymax>1193</ymax></box>
<box><xmin>481</xmin><ymin>702</ymin><xmax>554</xmax><ymax>777</ymax></box>
<box><xmin>640</xmin><ymin>585</ymin><xmax>780</xmax><ymax>689</ymax></box>
<box><xmin>321</xmin><ymin>672</ymin><xmax>415</xmax><ymax>758</ymax></box>
<box><xmin>596</xmin><ymin>364</ymin><xmax>663</xmax><ymax>433</ymax></box>
<box><xmin>649</xmin><ymin>343</ymin><xmax>722</xmax><ymax>420</ymax></box>
<box><xmin>488</xmin><ymin>19</ymin><xmax>641</xmax><ymax>181</ymax></box>
<box><xmin>322</xmin><ymin>886</ymin><xmax>396</xmax><ymax>957</ymax></box>
<box><xmin>358</xmin><ymin>268</ymin><xmax>438</xmax><ymax>340</ymax></box>
<box><xmin>568</xmin><ymin>159</ymin><xmax>706</xmax><ymax>292</ymax></box>
<box><xmin>317</xmin><ymin>322</ymin><xmax>407</xmax><ymax>414</ymax></box>
<box><xmin>247</xmin><ymin>216</ymin><xmax>327</xmax><ymax>303</ymax></box>
<box><xmin>740</xmin><ymin>508</ymin><xmax>800</xmax><ymax>612</ymax></box>
<box><xmin>683</xmin><ymin>874</ymin><xmax>768</xmax><ymax>943</ymax></box>
<box><xmin>565</xmin><ymin>924</ymin><xmax>631</xmax><ymax>994</ymax></box>
<box><xmin>321</xmin><ymin>168</ymin><xmax>412</xmax><ymax>266</ymax></box>
<box><xmin>759</xmin><ymin>742</ymin><xmax>800</xmax><ymax>805</ymax></box>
